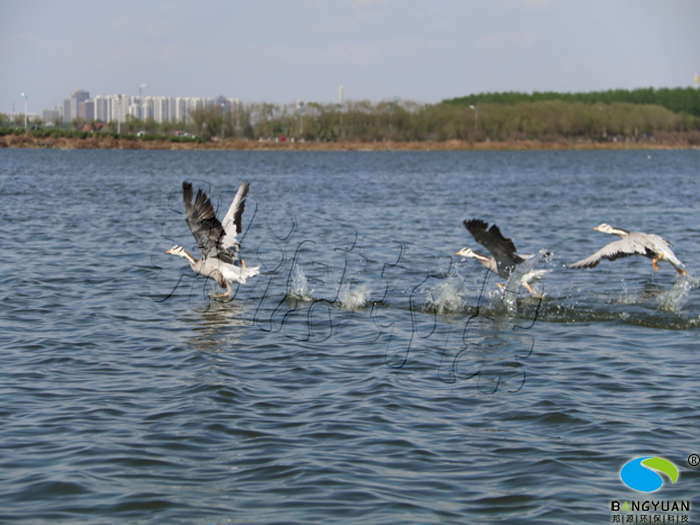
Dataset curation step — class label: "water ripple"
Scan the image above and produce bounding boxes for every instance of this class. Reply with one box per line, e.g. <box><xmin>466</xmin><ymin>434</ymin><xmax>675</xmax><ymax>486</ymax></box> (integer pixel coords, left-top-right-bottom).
<box><xmin>1</xmin><ymin>150</ymin><xmax>699</xmax><ymax>524</ymax></box>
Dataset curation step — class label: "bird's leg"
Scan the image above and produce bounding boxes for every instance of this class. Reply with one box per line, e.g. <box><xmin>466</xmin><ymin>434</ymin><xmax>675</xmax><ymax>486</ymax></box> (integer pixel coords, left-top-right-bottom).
<box><xmin>241</xmin><ymin>259</ymin><xmax>247</xmax><ymax>268</ymax></box>
<box><xmin>523</xmin><ymin>282</ymin><xmax>535</xmax><ymax>296</ymax></box>
<box><xmin>652</xmin><ymin>252</ymin><xmax>663</xmax><ymax>271</ymax></box>
<box><xmin>496</xmin><ymin>283</ymin><xmax>504</xmax><ymax>290</ymax></box>
<box><xmin>675</xmin><ymin>266</ymin><xmax>687</xmax><ymax>276</ymax></box>
<box><xmin>212</xmin><ymin>283</ymin><xmax>233</xmax><ymax>301</ymax></box>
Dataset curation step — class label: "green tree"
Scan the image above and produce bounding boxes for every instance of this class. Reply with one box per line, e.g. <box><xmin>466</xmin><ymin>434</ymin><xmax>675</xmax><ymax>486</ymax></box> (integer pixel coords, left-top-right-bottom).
<box><xmin>189</xmin><ymin>106</ymin><xmax>223</xmax><ymax>140</ymax></box>
<box><xmin>123</xmin><ymin>114</ymin><xmax>139</xmax><ymax>134</ymax></box>
<box><xmin>71</xmin><ymin>117</ymin><xmax>86</xmax><ymax>131</ymax></box>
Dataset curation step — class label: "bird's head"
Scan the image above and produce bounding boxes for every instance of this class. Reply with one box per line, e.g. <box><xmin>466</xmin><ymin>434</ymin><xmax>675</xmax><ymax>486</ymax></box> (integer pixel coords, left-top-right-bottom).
<box><xmin>166</xmin><ymin>245</ymin><xmax>187</xmax><ymax>257</ymax></box>
<box><xmin>456</xmin><ymin>247</ymin><xmax>478</xmax><ymax>259</ymax></box>
<box><xmin>593</xmin><ymin>223</ymin><xmax>615</xmax><ymax>234</ymax></box>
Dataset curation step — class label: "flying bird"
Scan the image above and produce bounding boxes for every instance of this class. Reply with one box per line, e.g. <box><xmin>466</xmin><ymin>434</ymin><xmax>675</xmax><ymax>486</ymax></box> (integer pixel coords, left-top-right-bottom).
<box><xmin>166</xmin><ymin>181</ymin><xmax>260</xmax><ymax>298</ymax></box>
<box><xmin>457</xmin><ymin>219</ymin><xmax>548</xmax><ymax>295</ymax></box>
<box><xmin>567</xmin><ymin>223</ymin><xmax>686</xmax><ymax>275</ymax></box>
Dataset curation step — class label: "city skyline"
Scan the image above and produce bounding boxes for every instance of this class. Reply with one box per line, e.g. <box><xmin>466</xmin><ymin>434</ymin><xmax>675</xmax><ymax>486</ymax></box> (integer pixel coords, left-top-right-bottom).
<box><xmin>4</xmin><ymin>87</ymin><xmax>242</xmax><ymax>126</ymax></box>
<box><xmin>2</xmin><ymin>1</ymin><xmax>700</xmax><ymax>115</ymax></box>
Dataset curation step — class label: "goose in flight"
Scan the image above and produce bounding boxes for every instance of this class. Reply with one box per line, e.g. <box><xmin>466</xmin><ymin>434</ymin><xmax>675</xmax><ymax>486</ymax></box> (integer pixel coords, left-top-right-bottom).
<box><xmin>457</xmin><ymin>219</ymin><xmax>549</xmax><ymax>295</ymax></box>
<box><xmin>567</xmin><ymin>223</ymin><xmax>686</xmax><ymax>275</ymax></box>
<box><xmin>166</xmin><ymin>181</ymin><xmax>260</xmax><ymax>298</ymax></box>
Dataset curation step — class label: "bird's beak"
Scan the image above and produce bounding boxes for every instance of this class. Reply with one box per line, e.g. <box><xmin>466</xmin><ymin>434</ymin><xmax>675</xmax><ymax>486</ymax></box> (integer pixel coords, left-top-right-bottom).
<box><xmin>593</xmin><ymin>227</ymin><xmax>600</xmax><ymax>231</ymax></box>
<box><xmin>166</xmin><ymin>248</ymin><xmax>173</xmax><ymax>254</ymax></box>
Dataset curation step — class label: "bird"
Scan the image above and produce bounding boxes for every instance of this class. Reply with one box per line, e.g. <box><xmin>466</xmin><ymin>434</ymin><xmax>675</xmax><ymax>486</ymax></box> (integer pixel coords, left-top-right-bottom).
<box><xmin>166</xmin><ymin>181</ymin><xmax>260</xmax><ymax>298</ymax></box>
<box><xmin>567</xmin><ymin>223</ymin><xmax>686</xmax><ymax>275</ymax></box>
<box><xmin>457</xmin><ymin>219</ymin><xmax>548</xmax><ymax>295</ymax></box>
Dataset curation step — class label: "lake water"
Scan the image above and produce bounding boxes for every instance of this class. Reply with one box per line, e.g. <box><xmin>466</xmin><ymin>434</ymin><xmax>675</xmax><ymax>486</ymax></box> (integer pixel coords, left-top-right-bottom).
<box><xmin>1</xmin><ymin>149</ymin><xmax>699</xmax><ymax>524</ymax></box>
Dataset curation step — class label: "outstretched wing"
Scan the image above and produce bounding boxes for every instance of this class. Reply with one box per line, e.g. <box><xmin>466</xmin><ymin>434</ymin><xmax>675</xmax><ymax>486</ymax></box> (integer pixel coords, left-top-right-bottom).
<box><xmin>567</xmin><ymin>237</ymin><xmax>654</xmax><ymax>269</ymax></box>
<box><xmin>182</xmin><ymin>181</ymin><xmax>236</xmax><ymax>264</ymax></box>
<box><xmin>464</xmin><ymin>219</ymin><xmax>525</xmax><ymax>278</ymax></box>
<box><xmin>219</xmin><ymin>181</ymin><xmax>250</xmax><ymax>255</ymax></box>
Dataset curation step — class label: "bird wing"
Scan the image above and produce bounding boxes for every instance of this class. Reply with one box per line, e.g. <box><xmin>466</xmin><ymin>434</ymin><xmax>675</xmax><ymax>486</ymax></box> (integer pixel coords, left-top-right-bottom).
<box><xmin>219</xmin><ymin>181</ymin><xmax>250</xmax><ymax>254</ymax></box>
<box><xmin>464</xmin><ymin>219</ymin><xmax>525</xmax><ymax>278</ymax></box>
<box><xmin>182</xmin><ymin>181</ymin><xmax>236</xmax><ymax>264</ymax></box>
<box><xmin>567</xmin><ymin>237</ymin><xmax>654</xmax><ymax>269</ymax></box>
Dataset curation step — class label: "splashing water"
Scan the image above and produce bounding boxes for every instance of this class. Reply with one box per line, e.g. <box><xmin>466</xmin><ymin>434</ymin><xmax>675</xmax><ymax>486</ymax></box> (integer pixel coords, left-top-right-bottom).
<box><xmin>337</xmin><ymin>282</ymin><xmax>371</xmax><ymax>310</ymax></box>
<box><xmin>288</xmin><ymin>264</ymin><xmax>313</xmax><ymax>301</ymax></box>
<box><xmin>423</xmin><ymin>274</ymin><xmax>468</xmax><ymax>314</ymax></box>
<box><xmin>658</xmin><ymin>274</ymin><xmax>694</xmax><ymax>312</ymax></box>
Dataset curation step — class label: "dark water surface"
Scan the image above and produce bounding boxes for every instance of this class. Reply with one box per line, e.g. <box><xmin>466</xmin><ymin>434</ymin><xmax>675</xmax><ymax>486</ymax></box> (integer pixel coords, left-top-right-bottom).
<box><xmin>1</xmin><ymin>149</ymin><xmax>699</xmax><ymax>524</ymax></box>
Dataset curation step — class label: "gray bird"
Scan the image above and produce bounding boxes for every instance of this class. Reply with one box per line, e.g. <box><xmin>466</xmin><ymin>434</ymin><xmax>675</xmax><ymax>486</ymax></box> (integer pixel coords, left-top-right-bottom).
<box><xmin>568</xmin><ymin>223</ymin><xmax>686</xmax><ymax>275</ymax></box>
<box><xmin>457</xmin><ymin>219</ymin><xmax>548</xmax><ymax>295</ymax></box>
<box><xmin>166</xmin><ymin>181</ymin><xmax>260</xmax><ymax>298</ymax></box>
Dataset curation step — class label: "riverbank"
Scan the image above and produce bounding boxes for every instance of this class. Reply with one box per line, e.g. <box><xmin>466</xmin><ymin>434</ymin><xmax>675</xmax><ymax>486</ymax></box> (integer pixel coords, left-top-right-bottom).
<box><xmin>1</xmin><ymin>131</ymin><xmax>698</xmax><ymax>151</ymax></box>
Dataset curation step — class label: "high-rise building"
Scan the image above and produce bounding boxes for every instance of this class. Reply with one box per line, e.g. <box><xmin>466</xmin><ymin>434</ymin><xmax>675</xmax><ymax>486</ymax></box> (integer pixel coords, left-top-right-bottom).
<box><xmin>78</xmin><ymin>100</ymin><xmax>94</xmax><ymax>121</ymax></box>
<box><xmin>108</xmin><ymin>95</ymin><xmax>130</xmax><ymax>123</ymax></box>
<box><xmin>70</xmin><ymin>89</ymin><xmax>90</xmax><ymax>120</ymax></box>
<box><xmin>94</xmin><ymin>96</ymin><xmax>108</xmax><ymax>122</ymax></box>
<box><xmin>42</xmin><ymin>109</ymin><xmax>59</xmax><ymax>124</ymax></box>
<box><xmin>62</xmin><ymin>99</ymin><xmax>71</xmax><ymax>122</ymax></box>
<box><xmin>153</xmin><ymin>96</ymin><xmax>173</xmax><ymax>123</ymax></box>
<box><xmin>141</xmin><ymin>97</ymin><xmax>154</xmax><ymax>121</ymax></box>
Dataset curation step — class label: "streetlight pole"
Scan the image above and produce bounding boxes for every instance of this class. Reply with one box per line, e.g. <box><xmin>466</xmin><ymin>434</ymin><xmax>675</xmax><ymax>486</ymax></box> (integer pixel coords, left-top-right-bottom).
<box><xmin>221</xmin><ymin>103</ymin><xmax>225</xmax><ymax>140</ymax></box>
<box><xmin>21</xmin><ymin>93</ymin><xmax>28</xmax><ymax>130</ymax></box>
<box><xmin>117</xmin><ymin>95</ymin><xmax>122</xmax><ymax>135</ymax></box>
<box><xmin>469</xmin><ymin>105</ymin><xmax>478</xmax><ymax>131</ymax></box>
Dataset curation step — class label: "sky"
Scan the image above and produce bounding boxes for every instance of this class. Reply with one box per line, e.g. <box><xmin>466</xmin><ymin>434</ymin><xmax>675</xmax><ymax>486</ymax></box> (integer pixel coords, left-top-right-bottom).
<box><xmin>2</xmin><ymin>0</ymin><xmax>700</xmax><ymax>114</ymax></box>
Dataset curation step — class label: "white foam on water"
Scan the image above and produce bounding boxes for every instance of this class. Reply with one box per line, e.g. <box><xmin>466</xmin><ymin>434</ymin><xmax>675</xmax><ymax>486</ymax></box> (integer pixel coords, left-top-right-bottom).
<box><xmin>337</xmin><ymin>282</ymin><xmax>371</xmax><ymax>310</ymax></box>
<box><xmin>423</xmin><ymin>274</ymin><xmax>468</xmax><ymax>314</ymax></box>
<box><xmin>658</xmin><ymin>274</ymin><xmax>694</xmax><ymax>313</ymax></box>
<box><xmin>288</xmin><ymin>264</ymin><xmax>313</xmax><ymax>301</ymax></box>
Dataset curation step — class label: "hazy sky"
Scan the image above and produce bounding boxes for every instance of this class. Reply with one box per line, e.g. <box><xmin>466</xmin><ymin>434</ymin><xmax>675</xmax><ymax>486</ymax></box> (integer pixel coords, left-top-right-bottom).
<box><xmin>2</xmin><ymin>0</ymin><xmax>699</xmax><ymax>114</ymax></box>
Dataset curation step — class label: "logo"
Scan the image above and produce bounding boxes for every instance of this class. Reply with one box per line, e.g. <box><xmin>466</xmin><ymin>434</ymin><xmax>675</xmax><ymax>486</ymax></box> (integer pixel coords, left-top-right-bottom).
<box><xmin>620</xmin><ymin>456</ymin><xmax>679</xmax><ymax>492</ymax></box>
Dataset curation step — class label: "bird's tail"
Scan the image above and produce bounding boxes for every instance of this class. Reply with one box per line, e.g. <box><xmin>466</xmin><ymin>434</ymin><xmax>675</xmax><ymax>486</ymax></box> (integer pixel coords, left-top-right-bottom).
<box><xmin>238</xmin><ymin>265</ymin><xmax>260</xmax><ymax>283</ymax></box>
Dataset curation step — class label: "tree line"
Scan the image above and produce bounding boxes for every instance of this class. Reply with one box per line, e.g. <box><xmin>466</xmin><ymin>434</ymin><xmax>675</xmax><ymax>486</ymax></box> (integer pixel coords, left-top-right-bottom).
<box><xmin>443</xmin><ymin>87</ymin><xmax>700</xmax><ymax>118</ymax></box>
<box><xmin>2</xmin><ymin>88</ymin><xmax>699</xmax><ymax>144</ymax></box>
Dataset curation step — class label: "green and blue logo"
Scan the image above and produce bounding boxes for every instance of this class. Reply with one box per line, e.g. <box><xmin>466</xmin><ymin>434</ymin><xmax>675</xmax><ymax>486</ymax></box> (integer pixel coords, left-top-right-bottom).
<box><xmin>620</xmin><ymin>456</ymin><xmax>678</xmax><ymax>492</ymax></box>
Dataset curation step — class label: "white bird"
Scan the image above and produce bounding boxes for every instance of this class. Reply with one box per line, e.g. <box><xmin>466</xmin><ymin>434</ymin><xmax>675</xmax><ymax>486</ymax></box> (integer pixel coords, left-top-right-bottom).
<box><xmin>457</xmin><ymin>219</ymin><xmax>549</xmax><ymax>296</ymax></box>
<box><xmin>568</xmin><ymin>223</ymin><xmax>686</xmax><ymax>275</ymax></box>
<box><xmin>166</xmin><ymin>181</ymin><xmax>260</xmax><ymax>298</ymax></box>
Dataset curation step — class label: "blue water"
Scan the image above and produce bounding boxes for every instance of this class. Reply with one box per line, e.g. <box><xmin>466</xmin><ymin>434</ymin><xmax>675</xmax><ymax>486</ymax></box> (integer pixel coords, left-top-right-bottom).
<box><xmin>1</xmin><ymin>149</ymin><xmax>699</xmax><ymax>524</ymax></box>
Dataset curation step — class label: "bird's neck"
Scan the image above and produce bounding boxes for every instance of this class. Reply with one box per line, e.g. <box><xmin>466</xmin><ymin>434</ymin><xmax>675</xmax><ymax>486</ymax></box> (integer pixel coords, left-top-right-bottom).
<box><xmin>180</xmin><ymin>249</ymin><xmax>199</xmax><ymax>267</ymax></box>
<box><xmin>609</xmin><ymin>228</ymin><xmax>629</xmax><ymax>237</ymax></box>
<box><xmin>471</xmin><ymin>252</ymin><xmax>492</xmax><ymax>264</ymax></box>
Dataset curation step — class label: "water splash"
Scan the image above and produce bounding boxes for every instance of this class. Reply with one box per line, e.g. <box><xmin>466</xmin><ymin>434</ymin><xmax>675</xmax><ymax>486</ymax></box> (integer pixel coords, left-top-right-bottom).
<box><xmin>337</xmin><ymin>282</ymin><xmax>371</xmax><ymax>310</ymax></box>
<box><xmin>288</xmin><ymin>264</ymin><xmax>313</xmax><ymax>301</ymax></box>
<box><xmin>658</xmin><ymin>274</ymin><xmax>694</xmax><ymax>313</ymax></box>
<box><xmin>423</xmin><ymin>274</ymin><xmax>468</xmax><ymax>314</ymax></box>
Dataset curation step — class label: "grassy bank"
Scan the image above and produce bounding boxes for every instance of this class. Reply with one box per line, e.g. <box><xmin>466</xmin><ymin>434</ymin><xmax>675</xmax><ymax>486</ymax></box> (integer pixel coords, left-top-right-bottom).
<box><xmin>2</xmin><ymin>129</ymin><xmax>699</xmax><ymax>151</ymax></box>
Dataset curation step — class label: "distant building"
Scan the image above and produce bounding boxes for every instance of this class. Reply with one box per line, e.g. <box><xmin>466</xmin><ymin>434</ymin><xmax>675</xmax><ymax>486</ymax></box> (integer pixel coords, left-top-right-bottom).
<box><xmin>70</xmin><ymin>89</ymin><xmax>90</xmax><ymax>120</ymax></box>
<box><xmin>42</xmin><ymin>109</ymin><xmax>59</xmax><ymax>124</ymax></box>
<box><xmin>78</xmin><ymin>100</ymin><xmax>94</xmax><ymax>121</ymax></box>
<box><xmin>108</xmin><ymin>95</ymin><xmax>130</xmax><ymax>123</ymax></box>
<box><xmin>48</xmin><ymin>91</ymin><xmax>237</xmax><ymax>126</ymax></box>
<box><xmin>62</xmin><ymin>99</ymin><xmax>71</xmax><ymax>122</ymax></box>
<box><xmin>128</xmin><ymin>96</ymin><xmax>142</xmax><ymax>120</ymax></box>
<box><xmin>141</xmin><ymin>96</ymin><xmax>154</xmax><ymax>121</ymax></box>
<box><xmin>94</xmin><ymin>95</ymin><xmax>108</xmax><ymax>122</ymax></box>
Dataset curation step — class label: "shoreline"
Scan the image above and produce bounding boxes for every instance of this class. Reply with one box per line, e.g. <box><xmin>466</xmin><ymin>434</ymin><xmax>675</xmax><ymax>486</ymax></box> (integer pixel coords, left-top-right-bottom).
<box><xmin>1</xmin><ymin>132</ymin><xmax>698</xmax><ymax>151</ymax></box>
